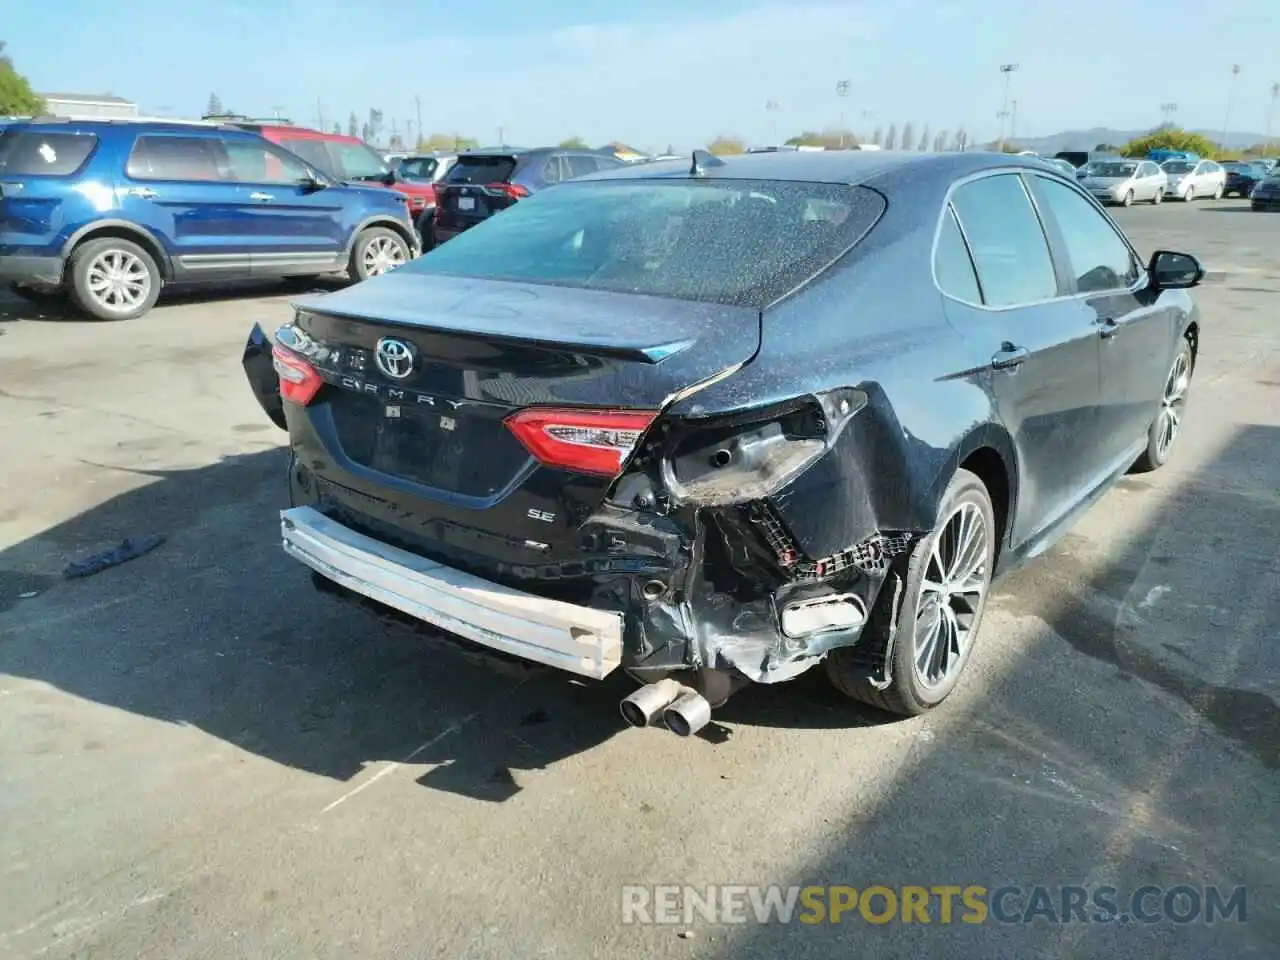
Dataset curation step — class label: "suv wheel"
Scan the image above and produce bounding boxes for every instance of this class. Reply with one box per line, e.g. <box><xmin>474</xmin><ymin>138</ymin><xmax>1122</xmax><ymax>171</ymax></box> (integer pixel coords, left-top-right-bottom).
<box><xmin>825</xmin><ymin>468</ymin><xmax>996</xmax><ymax>716</ymax></box>
<box><xmin>350</xmin><ymin>227</ymin><xmax>409</xmax><ymax>281</ymax></box>
<box><xmin>69</xmin><ymin>238</ymin><xmax>161</xmax><ymax>321</ymax></box>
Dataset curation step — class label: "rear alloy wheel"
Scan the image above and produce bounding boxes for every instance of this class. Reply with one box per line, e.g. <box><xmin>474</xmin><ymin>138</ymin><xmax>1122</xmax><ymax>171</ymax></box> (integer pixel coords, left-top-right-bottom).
<box><xmin>68</xmin><ymin>238</ymin><xmax>161</xmax><ymax>321</ymax></box>
<box><xmin>350</xmin><ymin>227</ymin><xmax>409</xmax><ymax>281</ymax></box>
<box><xmin>1122</xmin><ymin>189</ymin><xmax>1134</xmax><ymax>207</ymax></box>
<box><xmin>825</xmin><ymin>468</ymin><xmax>995</xmax><ymax>716</ymax></box>
<box><xmin>1184</xmin><ymin>185</ymin><xmax>1195</xmax><ymax>201</ymax></box>
<box><xmin>1212</xmin><ymin>182</ymin><xmax>1224</xmax><ymax>200</ymax></box>
<box><xmin>1152</xmin><ymin>188</ymin><xmax>1163</xmax><ymax>205</ymax></box>
<box><xmin>1132</xmin><ymin>336</ymin><xmax>1194</xmax><ymax>473</ymax></box>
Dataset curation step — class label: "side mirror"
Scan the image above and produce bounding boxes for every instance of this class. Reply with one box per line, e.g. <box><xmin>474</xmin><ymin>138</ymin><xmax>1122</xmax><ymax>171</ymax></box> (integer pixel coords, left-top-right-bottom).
<box><xmin>1148</xmin><ymin>250</ymin><xmax>1204</xmax><ymax>290</ymax></box>
<box><xmin>299</xmin><ymin>172</ymin><xmax>328</xmax><ymax>192</ymax></box>
<box><xmin>382</xmin><ymin>169</ymin><xmax>399</xmax><ymax>186</ymax></box>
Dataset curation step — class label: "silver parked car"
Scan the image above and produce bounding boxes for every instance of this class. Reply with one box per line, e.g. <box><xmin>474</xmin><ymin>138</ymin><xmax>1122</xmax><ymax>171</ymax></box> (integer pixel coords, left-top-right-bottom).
<box><xmin>1080</xmin><ymin>159</ymin><xmax>1166</xmax><ymax>205</ymax></box>
<box><xmin>1161</xmin><ymin>159</ymin><xmax>1226</xmax><ymax>201</ymax></box>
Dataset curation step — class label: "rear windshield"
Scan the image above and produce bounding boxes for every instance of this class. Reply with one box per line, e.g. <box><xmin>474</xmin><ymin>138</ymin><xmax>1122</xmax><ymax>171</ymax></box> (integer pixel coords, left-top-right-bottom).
<box><xmin>443</xmin><ymin>155</ymin><xmax>518</xmax><ymax>184</ymax></box>
<box><xmin>1162</xmin><ymin>161</ymin><xmax>1195</xmax><ymax>173</ymax></box>
<box><xmin>404</xmin><ymin>178</ymin><xmax>886</xmax><ymax>308</ymax></box>
<box><xmin>0</xmin><ymin>131</ymin><xmax>98</xmax><ymax>176</ymax></box>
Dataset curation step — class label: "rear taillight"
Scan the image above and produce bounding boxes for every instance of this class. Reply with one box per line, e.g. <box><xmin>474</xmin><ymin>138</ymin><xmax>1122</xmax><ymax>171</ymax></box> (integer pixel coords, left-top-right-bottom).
<box><xmin>272</xmin><ymin>344</ymin><xmax>323</xmax><ymax>406</ymax></box>
<box><xmin>505</xmin><ymin>408</ymin><xmax>657</xmax><ymax>477</ymax></box>
<box><xmin>484</xmin><ymin>181</ymin><xmax>529</xmax><ymax>200</ymax></box>
<box><xmin>410</xmin><ymin>195</ymin><xmax>427</xmax><ymax>210</ymax></box>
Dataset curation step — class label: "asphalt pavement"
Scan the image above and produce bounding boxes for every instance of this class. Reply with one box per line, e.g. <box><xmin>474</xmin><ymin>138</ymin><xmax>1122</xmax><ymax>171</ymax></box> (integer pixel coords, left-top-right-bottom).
<box><xmin>0</xmin><ymin>197</ymin><xmax>1276</xmax><ymax>959</ymax></box>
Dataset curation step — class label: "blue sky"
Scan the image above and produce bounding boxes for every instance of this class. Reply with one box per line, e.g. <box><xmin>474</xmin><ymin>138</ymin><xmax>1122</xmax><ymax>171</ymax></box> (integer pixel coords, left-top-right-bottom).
<box><xmin>6</xmin><ymin>0</ymin><xmax>1278</xmax><ymax>150</ymax></box>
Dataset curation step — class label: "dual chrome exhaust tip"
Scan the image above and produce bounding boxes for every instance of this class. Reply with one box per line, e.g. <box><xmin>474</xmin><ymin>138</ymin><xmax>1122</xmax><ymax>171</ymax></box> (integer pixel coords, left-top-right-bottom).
<box><xmin>619</xmin><ymin>678</ymin><xmax>713</xmax><ymax>737</ymax></box>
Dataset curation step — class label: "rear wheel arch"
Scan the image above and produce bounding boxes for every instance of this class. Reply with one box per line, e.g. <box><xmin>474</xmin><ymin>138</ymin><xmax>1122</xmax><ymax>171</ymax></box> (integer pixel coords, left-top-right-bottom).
<box><xmin>346</xmin><ymin>216</ymin><xmax>415</xmax><ymax>258</ymax></box>
<box><xmin>951</xmin><ymin>428</ymin><xmax>1017</xmax><ymax>565</ymax></box>
<box><xmin>62</xmin><ymin>222</ymin><xmax>173</xmax><ymax>281</ymax></box>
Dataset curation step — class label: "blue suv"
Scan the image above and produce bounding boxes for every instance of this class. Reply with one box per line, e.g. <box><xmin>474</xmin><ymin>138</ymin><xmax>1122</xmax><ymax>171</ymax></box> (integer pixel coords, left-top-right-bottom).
<box><xmin>0</xmin><ymin>119</ymin><xmax>420</xmax><ymax>320</ymax></box>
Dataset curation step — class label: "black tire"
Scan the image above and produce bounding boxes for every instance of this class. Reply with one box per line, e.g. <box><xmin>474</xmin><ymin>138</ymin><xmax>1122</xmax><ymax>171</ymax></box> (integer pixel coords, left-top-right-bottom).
<box><xmin>1122</xmin><ymin>189</ymin><xmax>1134</xmax><ymax>207</ymax></box>
<box><xmin>1212</xmin><ymin>183</ymin><xmax>1224</xmax><ymax>200</ymax></box>
<box><xmin>1131</xmin><ymin>335</ymin><xmax>1194</xmax><ymax>473</ymax></box>
<box><xmin>348</xmin><ymin>227</ymin><xmax>410</xmax><ymax>282</ymax></box>
<box><xmin>8</xmin><ymin>281</ymin><xmax>66</xmax><ymax>305</ymax></box>
<box><xmin>67</xmin><ymin>237</ymin><xmax>161</xmax><ymax>321</ymax></box>
<box><xmin>1184</xmin><ymin>185</ymin><xmax>1195</xmax><ymax>201</ymax></box>
<box><xmin>825</xmin><ymin>468</ymin><xmax>996</xmax><ymax>716</ymax></box>
<box><xmin>1152</xmin><ymin>188</ymin><xmax>1163</xmax><ymax>205</ymax></box>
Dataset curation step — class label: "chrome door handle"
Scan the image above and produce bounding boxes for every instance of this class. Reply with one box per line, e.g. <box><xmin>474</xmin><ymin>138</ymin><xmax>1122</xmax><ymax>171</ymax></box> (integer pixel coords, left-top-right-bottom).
<box><xmin>250</xmin><ymin>192</ymin><xmax>274</xmax><ymax>202</ymax></box>
<box><xmin>132</xmin><ymin>187</ymin><xmax>158</xmax><ymax>199</ymax></box>
<box><xmin>1097</xmin><ymin>317</ymin><xmax>1120</xmax><ymax>339</ymax></box>
<box><xmin>991</xmin><ymin>343</ymin><xmax>1029</xmax><ymax>370</ymax></box>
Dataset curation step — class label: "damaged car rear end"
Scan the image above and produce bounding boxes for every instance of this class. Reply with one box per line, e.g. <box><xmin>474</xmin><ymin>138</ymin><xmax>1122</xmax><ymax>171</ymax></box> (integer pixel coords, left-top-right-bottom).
<box><xmin>244</xmin><ymin>151</ymin><xmax>1202</xmax><ymax>734</ymax></box>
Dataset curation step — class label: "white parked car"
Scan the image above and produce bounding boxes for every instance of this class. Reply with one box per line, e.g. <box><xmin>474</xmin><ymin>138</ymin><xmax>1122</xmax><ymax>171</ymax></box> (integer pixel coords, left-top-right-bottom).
<box><xmin>1161</xmin><ymin>159</ymin><xmax>1226</xmax><ymax>201</ymax></box>
<box><xmin>1080</xmin><ymin>159</ymin><xmax>1167</xmax><ymax>206</ymax></box>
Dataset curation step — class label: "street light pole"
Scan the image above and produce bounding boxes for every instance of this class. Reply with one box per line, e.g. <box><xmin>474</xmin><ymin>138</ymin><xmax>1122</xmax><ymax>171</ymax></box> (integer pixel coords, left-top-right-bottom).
<box><xmin>997</xmin><ymin>63</ymin><xmax>1019</xmax><ymax>149</ymax></box>
<box><xmin>1221</xmin><ymin>64</ymin><xmax>1241</xmax><ymax>151</ymax></box>
<box><xmin>836</xmin><ymin>80</ymin><xmax>850</xmax><ymax>148</ymax></box>
<box><xmin>1011</xmin><ymin>100</ymin><xmax>1018</xmax><ymax>144</ymax></box>
<box><xmin>1268</xmin><ymin>83</ymin><xmax>1280</xmax><ymax>153</ymax></box>
<box><xmin>1160</xmin><ymin>102</ymin><xmax>1177</xmax><ymax>127</ymax></box>
<box><xmin>765</xmin><ymin>100</ymin><xmax>779</xmax><ymax>145</ymax></box>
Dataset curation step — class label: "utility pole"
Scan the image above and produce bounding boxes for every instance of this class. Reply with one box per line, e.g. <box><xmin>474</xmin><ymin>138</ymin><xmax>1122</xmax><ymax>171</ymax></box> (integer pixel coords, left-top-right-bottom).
<box><xmin>1221</xmin><ymin>64</ymin><xmax>1241</xmax><ymax>152</ymax></box>
<box><xmin>415</xmin><ymin>96</ymin><xmax>424</xmax><ymax>150</ymax></box>
<box><xmin>497</xmin><ymin>126</ymin><xmax>504</xmax><ymax>147</ymax></box>
<box><xmin>765</xmin><ymin>100</ymin><xmax>779</xmax><ymax>145</ymax></box>
<box><xmin>836</xmin><ymin>80</ymin><xmax>850</xmax><ymax>148</ymax></box>
<box><xmin>997</xmin><ymin>63</ymin><xmax>1019</xmax><ymax>149</ymax></box>
<box><xmin>316</xmin><ymin>97</ymin><xmax>325</xmax><ymax>131</ymax></box>
<box><xmin>1268</xmin><ymin>83</ymin><xmax>1279</xmax><ymax>153</ymax></box>
<box><xmin>1011</xmin><ymin>100</ymin><xmax>1018</xmax><ymax>144</ymax></box>
<box><xmin>1160</xmin><ymin>102</ymin><xmax>1177</xmax><ymax>128</ymax></box>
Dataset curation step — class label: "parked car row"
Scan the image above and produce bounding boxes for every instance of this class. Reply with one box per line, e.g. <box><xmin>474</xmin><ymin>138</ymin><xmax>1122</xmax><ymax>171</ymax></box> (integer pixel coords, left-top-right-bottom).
<box><xmin>1062</xmin><ymin>152</ymin><xmax>1277</xmax><ymax>208</ymax></box>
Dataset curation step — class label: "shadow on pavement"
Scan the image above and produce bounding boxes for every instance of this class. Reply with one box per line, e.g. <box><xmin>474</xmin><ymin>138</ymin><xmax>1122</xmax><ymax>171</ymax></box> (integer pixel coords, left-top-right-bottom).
<box><xmin>0</xmin><ymin>276</ymin><xmax>347</xmax><ymax>324</ymax></box>
<box><xmin>717</xmin><ymin>423</ymin><xmax>1279</xmax><ymax>957</ymax></box>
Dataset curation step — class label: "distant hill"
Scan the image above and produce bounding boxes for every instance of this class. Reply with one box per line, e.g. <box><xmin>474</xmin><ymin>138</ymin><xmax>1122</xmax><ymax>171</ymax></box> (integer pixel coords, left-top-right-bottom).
<box><xmin>1011</xmin><ymin>126</ymin><xmax>1270</xmax><ymax>154</ymax></box>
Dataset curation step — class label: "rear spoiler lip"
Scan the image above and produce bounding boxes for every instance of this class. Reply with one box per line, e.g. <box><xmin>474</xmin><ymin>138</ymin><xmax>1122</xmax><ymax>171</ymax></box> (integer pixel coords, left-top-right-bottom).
<box><xmin>294</xmin><ymin>303</ymin><xmax>698</xmax><ymax>364</ymax></box>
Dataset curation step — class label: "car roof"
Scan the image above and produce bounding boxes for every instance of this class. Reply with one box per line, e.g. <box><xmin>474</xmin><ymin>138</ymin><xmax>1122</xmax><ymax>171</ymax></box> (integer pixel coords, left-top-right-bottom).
<box><xmin>0</xmin><ymin>117</ymin><xmax>254</xmax><ymax>137</ymax></box>
<box><xmin>572</xmin><ymin>149</ymin><xmax>1056</xmax><ymax>187</ymax></box>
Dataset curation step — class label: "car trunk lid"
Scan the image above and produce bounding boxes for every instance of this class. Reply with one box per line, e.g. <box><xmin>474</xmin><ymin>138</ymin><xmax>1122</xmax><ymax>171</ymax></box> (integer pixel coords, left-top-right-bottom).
<box><xmin>268</xmin><ymin>273</ymin><xmax>759</xmax><ymax>559</ymax></box>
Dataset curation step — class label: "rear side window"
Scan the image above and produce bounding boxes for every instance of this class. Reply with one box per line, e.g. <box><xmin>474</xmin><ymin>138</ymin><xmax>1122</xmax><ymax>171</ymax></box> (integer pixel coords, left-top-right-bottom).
<box><xmin>564</xmin><ymin>154</ymin><xmax>599</xmax><ymax>178</ymax></box>
<box><xmin>404</xmin><ymin>178</ymin><xmax>886</xmax><ymax>309</ymax></box>
<box><xmin>444</xmin><ymin>155</ymin><xmax>517</xmax><ymax>184</ymax></box>
<box><xmin>934</xmin><ymin>205</ymin><xmax>982</xmax><ymax>303</ymax></box>
<box><xmin>0</xmin><ymin>131</ymin><xmax>98</xmax><ymax>176</ymax></box>
<box><xmin>127</xmin><ymin>136</ymin><xmax>224</xmax><ymax>181</ymax></box>
<box><xmin>950</xmin><ymin>174</ymin><xmax>1058</xmax><ymax>307</ymax></box>
<box><xmin>222</xmin><ymin>139</ymin><xmax>310</xmax><ymax>185</ymax></box>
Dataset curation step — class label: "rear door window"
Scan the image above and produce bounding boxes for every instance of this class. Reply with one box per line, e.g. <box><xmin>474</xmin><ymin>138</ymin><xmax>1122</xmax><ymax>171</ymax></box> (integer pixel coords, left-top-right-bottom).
<box><xmin>399</xmin><ymin>157</ymin><xmax>438</xmax><ymax>181</ymax></box>
<box><xmin>277</xmin><ymin>137</ymin><xmax>335</xmax><ymax>176</ymax></box>
<box><xmin>0</xmin><ymin>131</ymin><xmax>98</xmax><ymax>176</ymax></box>
<box><xmin>444</xmin><ymin>155</ymin><xmax>518</xmax><ymax>184</ymax></box>
<box><xmin>950</xmin><ymin>174</ymin><xmax>1059</xmax><ymax>307</ymax></box>
<box><xmin>222</xmin><ymin>138</ymin><xmax>311</xmax><ymax>185</ymax></box>
<box><xmin>126</xmin><ymin>136</ymin><xmax>225</xmax><ymax>181</ymax></box>
<box><xmin>542</xmin><ymin>155</ymin><xmax>565</xmax><ymax>184</ymax></box>
<box><xmin>564</xmin><ymin>154</ymin><xmax>599</xmax><ymax>178</ymax></box>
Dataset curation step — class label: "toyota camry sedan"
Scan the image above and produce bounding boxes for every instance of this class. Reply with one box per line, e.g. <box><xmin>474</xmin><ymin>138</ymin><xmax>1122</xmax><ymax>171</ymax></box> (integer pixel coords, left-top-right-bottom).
<box><xmin>243</xmin><ymin>150</ymin><xmax>1204</xmax><ymax>734</ymax></box>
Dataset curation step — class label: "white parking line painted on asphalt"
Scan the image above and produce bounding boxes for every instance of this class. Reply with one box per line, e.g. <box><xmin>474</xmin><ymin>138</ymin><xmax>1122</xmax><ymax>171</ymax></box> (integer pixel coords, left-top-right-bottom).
<box><xmin>319</xmin><ymin>713</ymin><xmax>480</xmax><ymax>814</ymax></box>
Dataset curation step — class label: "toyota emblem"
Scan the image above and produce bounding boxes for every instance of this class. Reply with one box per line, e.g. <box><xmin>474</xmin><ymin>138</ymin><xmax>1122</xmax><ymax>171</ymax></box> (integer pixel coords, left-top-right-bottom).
<box><xmin>375</xmin><ymin>337</ymin><xmax>416</xmax><ymax>380</ymax></box>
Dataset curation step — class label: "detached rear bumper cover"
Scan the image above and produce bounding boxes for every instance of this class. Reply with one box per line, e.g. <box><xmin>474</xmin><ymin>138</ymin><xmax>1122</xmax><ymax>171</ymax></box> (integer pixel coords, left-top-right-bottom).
<box><xmin>280</xmin><ymin>506</ymin><xmax>623</xmax><ymax>679</ymax></box>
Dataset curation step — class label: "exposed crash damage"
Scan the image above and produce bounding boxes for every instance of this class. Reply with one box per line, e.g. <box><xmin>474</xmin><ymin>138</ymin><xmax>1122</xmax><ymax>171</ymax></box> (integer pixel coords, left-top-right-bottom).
<box><xmin>244</xmin><ymin>149</ymin><xmax>1206</xmax><ymax>735</ymax></box>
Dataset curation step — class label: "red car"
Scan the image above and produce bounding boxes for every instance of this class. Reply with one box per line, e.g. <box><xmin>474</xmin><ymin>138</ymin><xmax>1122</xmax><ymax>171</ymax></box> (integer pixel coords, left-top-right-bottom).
<box><xmin>219</xmin><ymin>120</ymin><xmax>436</xmax><ymax>216</ymax></box>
